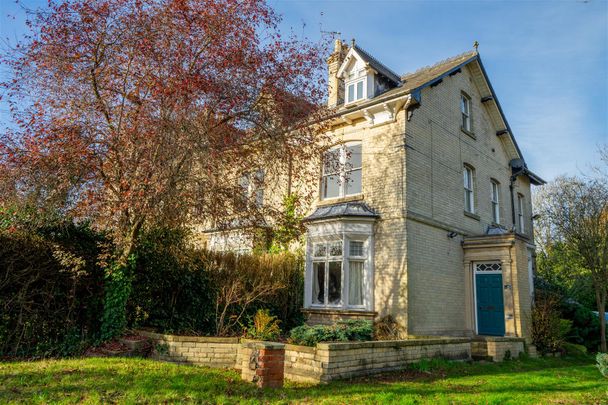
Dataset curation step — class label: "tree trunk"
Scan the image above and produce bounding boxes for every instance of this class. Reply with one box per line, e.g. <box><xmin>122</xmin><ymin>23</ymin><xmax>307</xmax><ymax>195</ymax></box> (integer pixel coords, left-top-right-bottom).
<box><xmin>597</xmin><ymin>288</ymin><xmax>607</xmax><ymax>352</ymax></box>
<box><xmin>100</xmin><ymin>218</ymin><xmax>144</xmax><ymax>340</ymax></box>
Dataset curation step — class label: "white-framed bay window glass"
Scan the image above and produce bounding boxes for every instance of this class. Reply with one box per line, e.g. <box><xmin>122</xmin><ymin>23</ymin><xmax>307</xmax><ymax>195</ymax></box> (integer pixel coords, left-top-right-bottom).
<box><xmin>307</xmin><ymin>229</ymin><xmax>372</xmax><ymax>310</ymax></box>
<box><xmin>491</xmin><ymin>179</ymin><xmax>500</xmax><ymax>224</ymax></box>
<box><xmin>321</xmin><ymin>143</ymin><xmax>362</xmax><ymax>200</ymax></box>
<box><xmin>464</xmin><ymin>164</ymin><xmax>475</xmax><ymax>213</ymax></box>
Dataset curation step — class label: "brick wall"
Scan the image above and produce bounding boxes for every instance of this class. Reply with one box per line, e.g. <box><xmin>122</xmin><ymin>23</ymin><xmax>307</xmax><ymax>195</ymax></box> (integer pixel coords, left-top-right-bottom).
<box><xmin>239</xmin><ymin>341</ymin><xmax>285</xmax><ymax>388</ymax></box>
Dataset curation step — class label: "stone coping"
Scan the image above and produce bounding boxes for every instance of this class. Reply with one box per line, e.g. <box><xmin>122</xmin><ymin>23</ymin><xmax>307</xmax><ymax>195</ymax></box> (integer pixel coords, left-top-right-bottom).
<box><xmin>473</xmin><ymin>336</ymin><xmax>526</xmax><ymax>343</ymax></box>
<box><xmin>301</xmin><ymin>308</ymin><xmax>377</xmax><ymax>317</ymax></box>
<box><xmin>284</xmin><ymin>344</ymin><xmax>316</xmax><ymax>353</ymax></box>
<box><xmin>240</xmin><ymin>339</ymin><xmax>285</xmax><ymax>350</ymax></box>
<box><xmin>317</xmin><ymin>337</ymin><xmax>471</xmax><ymax>350</ymax></box>
<box><xmin>136</xmin><ymin>330</ymin><xmax>240</xmax><ymax>344</ymax></box>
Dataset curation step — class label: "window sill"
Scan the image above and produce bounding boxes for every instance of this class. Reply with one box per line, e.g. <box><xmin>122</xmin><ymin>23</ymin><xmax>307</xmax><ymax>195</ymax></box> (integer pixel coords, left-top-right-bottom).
<box><xmin>302</xmin><ymin>308</ymin><xmax>376</xmax><ymax>316</ymax></box>
<box><xmin>461</xmin><ymin>127</ymin><xmax>476</xmax><ymax>139</ymax></box>
<box><xmin>464</xmin><ymin>211</ymin><xmax>480</xmax><ymax>221</ymax></box>
<box><xmin>318</xmin><ymin>193</ymin><xmax>364</xmax><ymax>207</ymax></box>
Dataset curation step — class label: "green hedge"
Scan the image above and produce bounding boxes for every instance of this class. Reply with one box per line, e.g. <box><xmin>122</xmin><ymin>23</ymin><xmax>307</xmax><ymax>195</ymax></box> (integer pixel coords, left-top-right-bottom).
<box><xmin>0</xmin><ymin>221</ymin><xmax>305</xmax><ymax>356</ymax></box>
<box><xmin>0</xmin><ymin>224</ymin><xmax>106</xmax><ymax>357</ymax></box>
<box><xmin>127</xmin><ymin>228</ymin><xmax>305</xmax><ymax>336</ymax></box>
<box><xmin>288</xmin><ymin>320</ymin><xmax>373</xmax><ymax>346</ymax></box>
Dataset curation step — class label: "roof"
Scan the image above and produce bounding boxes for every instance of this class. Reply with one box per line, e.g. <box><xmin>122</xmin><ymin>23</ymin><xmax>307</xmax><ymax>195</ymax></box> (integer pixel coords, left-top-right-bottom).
<box><xmin>304</xmin><ymin>202</ymin><xmax>380</xmax><ymax>222</ymax></box>
<box><xmin>401</xmin><ymin>50</ymin><xmax>478</xmax><ymax>92</ymax></box>
<box><xmin>333</xmin><ymin>48</ymin><xmax>543</xmax><ymax>184</ymax></box>
<box><xmin>352</xmin><ymin>45</ymin><xmax>402</xmax><ymax>84</ymax></box>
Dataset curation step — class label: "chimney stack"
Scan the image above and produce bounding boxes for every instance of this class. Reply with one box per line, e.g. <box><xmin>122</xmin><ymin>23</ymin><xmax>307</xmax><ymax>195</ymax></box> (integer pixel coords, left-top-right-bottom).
<box><xmin>327</xmin><ymin>39</ymin><xmax>348</xmax><ymax>107</ymax></box>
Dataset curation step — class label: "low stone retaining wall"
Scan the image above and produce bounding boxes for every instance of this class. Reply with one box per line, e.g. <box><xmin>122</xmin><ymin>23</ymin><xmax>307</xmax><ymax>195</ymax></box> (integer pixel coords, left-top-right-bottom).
<box><xmin>472</xmin><ymin>336</ymin><xmax>525</xmax><ymax>362</ymax></box>
<box><xmin>285</xmin><ymin>337</ymin><xmax>471</xmax><ymax>383</ymax></box>
<box><xmin>137</xmin><ymin>330</ymin><xmax>239</xmax><ymax>368</ymax></box>
<box><xmin>138</xmin><ymin>330</ymin><xmax>523</xmax><ymax>384</ymax></box>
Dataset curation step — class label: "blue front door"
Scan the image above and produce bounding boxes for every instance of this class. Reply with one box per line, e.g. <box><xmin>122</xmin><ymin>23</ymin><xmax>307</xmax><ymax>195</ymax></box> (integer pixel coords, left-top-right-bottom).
<box><xmin>476</xmin><ymin>273</ymin><xmax>505</xmax><ymax>336</ymax></box>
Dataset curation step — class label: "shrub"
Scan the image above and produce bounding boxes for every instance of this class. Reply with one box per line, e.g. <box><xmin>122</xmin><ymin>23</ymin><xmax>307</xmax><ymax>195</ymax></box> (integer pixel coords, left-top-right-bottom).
<box><xmin>531</xmin><ymin>292</ymin><xmax>569</xmax><ymax>354</ymax></box>
<box><xmin>0</xmin><ymin>222</ymin><xmax>106</xmax><ymax>357</ymax></box>
<box><xmin>128</xmin><ymin>228</ymin><xmax>304</xmax><ymax>336</ymax></box>
<box><xmin>127</xmin><ymin>228</ymin><xmax>215</xmax><ymax>335</ymax></box>
<box><xmin>563</xmin><ymin>342</ymin><xmax>588</xmax><ymax>357</ymax></box>
<box><xmin>288</xmin><ymin>320</ymin><xmax>373</xmax><ymax>346</ymax></box>
<box><xmin>374</xmin><ymin>315</ymin><xmax>402</xmax><ymax>340</ymax></box>
<box><xmin>560</xmin><ymin>299</ymin><xmax>605</xmax><ymax>352</ymax></box>
<box><xmin>597</xmin><ymin>353</ymin><xmax>608</xmax><ymax>378</ymax></box>
<box><xmin>246</xmin><ymin>309</ymin><xmax>281</xmax><ymax>341</ymax></box>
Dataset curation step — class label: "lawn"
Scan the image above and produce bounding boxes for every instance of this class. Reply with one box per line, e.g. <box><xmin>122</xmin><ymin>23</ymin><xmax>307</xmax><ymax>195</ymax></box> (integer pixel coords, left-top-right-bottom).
<box><xmin>0</xmin><ymin>355</ymin><xmax>606</xmax><ymax>404</ymax></box>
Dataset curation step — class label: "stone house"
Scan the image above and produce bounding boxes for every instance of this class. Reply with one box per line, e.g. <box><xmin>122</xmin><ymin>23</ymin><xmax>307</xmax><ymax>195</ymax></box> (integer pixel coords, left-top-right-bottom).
<box><xmin>202</xmin><ymin>40</ymin><xmax>545</xmax><ymax>341</ymax></box>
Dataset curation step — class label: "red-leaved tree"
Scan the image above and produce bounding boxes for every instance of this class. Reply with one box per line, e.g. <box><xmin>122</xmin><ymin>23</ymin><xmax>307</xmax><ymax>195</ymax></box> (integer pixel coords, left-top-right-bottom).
<box><xmin>0</xmin><ymin>0</ymin><xmax>330</xmax><ymax>337</ymax></box>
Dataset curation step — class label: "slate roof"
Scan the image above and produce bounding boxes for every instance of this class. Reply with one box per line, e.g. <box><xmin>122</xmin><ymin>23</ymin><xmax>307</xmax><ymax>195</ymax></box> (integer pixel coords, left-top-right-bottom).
<box><xmin>400</xmin><ymin>50</ymin><xmax>478</xmax><ymax>90</ymax></box>
<box><xmin>304</xmin><ymin>202</ymin><xmax>380</xmax><ymax>222</ymax></box>
<box><xmin>353</xmin><ymin>45</ymin><xmax>402</xmax><ymax>84</ymax></box>
<box><xmin>486</xmin><ymin>225</ymin><xmax>509</xmax><ymax>236</ymax></box>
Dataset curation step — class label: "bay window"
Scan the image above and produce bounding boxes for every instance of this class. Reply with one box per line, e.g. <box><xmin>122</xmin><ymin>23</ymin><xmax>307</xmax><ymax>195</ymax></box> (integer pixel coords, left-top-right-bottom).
<box><xmin>308</xmin><ymin>235</ymin><xmax>371</xmax><ymax>310</ymax></box>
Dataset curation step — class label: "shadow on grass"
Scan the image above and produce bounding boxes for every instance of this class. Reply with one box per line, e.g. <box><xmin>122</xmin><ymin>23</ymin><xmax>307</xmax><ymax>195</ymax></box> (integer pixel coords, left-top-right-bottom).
<box><xmin>0</xmin><ymin>356</ymin><xmax>605</xmax><ymax>403</ymax></box>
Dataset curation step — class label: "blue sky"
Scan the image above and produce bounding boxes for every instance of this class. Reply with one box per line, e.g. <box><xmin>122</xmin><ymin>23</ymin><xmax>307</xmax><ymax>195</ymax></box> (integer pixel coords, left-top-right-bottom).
<box><xmin>2</xmin><ymin>0</ymin><xmax>607</xmax><ymax>180</ymax></box>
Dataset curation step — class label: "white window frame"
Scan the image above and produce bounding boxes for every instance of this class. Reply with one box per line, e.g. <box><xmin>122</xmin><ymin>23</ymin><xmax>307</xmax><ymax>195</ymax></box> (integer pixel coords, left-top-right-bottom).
<box><xmin>464</xmin><ymin>165</ymin><xmax>475</xmax><ymax>213</ymax></box>
<box><xmin>306</xmin><ymin>226</ymin><xmax>373</xmax><ymax>311</ymax></box>
<box><xmin>311</xmin><ymin>239</ymin><xmax>344</xmax><ymax>307</ymax></box>
<box><xmin>239</xmin><ymin>169</ymin><xmax>264</xmax><ymax>207</ymax></box>
<box><xmin>321</xmin><ymin>142</ymin><xmax>362</xmax><ymax>200</ymax></box>
<box><xmin>517</xmin><ymin>193</ymin><xmax>525</xmax><ymax>233</ymax></box>
<box><xmin>461</xmin><ymin>93</ymin><xmax>471</xmax><ymax>132</ymax></box>
<box><xmin>345</xmin><ymin>69</ymin><xmax>366</xmax><ymax>105</ymax></box>
<box><xmin>491</xmin><ymin>180</ymin><xmax>500</xmax><ymax>224</ymax></box>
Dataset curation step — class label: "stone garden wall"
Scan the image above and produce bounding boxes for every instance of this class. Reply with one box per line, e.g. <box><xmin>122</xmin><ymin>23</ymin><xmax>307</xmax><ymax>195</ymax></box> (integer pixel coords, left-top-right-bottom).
<box><xmin>138</xmin><ymin>330</ymin><xmax>522</xmax><ymax>385</ymax></box>
<box><xmin>137</xmin><ymin>330</ymin><xmax>239</xmax><ymax>368</ymax></box>
<box><xmin>286</xmin><ymin>337</ymin><xmax>471</xmax><ymax>383</ymax></box>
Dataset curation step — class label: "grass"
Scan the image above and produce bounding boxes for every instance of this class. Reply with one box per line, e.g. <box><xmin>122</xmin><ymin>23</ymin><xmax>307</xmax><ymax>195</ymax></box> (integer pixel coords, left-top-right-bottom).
<box><xmin>0</xmin><ymin>355</ymin><xmax>606</xmax><ymax>404</ymax></box>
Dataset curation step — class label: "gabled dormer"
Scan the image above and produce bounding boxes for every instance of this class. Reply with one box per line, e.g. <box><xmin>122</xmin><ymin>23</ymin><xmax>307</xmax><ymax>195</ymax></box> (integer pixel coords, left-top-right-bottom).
<box><xmin>329</xmin><ymin>40</ymin><xmax>401</xmax><ymax>108</ymax></box>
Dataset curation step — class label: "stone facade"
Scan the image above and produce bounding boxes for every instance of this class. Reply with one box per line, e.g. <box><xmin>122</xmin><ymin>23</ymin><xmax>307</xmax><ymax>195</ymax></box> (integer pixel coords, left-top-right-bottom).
<box><xmin>197</xmin><ymin>44</ymin><xmax>544</xmax><ymax>342</ymax></box>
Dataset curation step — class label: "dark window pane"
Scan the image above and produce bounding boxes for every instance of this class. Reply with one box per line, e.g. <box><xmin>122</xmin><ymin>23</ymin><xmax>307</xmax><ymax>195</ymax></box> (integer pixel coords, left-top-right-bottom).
<box><xmin>328</xmin><ymin>261</ymin><xmax>342</xmax><ymax>304</ymax></box>
<box><xmin>313</xmin><ymin>262</ymin><xmax>325</xmax><ymax>304</ymax></box>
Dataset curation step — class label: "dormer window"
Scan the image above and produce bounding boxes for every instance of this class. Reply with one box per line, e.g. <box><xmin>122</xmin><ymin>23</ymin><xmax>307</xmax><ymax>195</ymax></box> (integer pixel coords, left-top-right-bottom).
<box><xmin>347</xmin><ymin>79</ymin><xmax>365</xmax><ymax>104</ymax></box>
<box><xmin>346</xmin><ymin>69</ymin><xmax>366</xmax><ymax>104</ymax></box>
